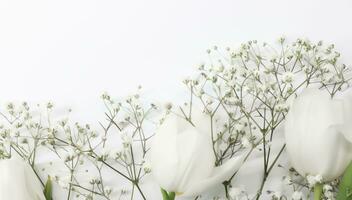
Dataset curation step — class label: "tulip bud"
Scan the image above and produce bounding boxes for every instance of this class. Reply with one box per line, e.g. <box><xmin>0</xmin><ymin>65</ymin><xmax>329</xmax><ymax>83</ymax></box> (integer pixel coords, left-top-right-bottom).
<box><xmin>284</xmin><ymin>89</ymin><xmax>352</xmax><ymax>181</ymax></box>
<box><xmin>0</xmin><ymin>156</ymin><xmax>45</xmax><ymax>200</ymax></box>
<box><xmin>150</xmin><ymin>111</ymin><xmax>246</xmax><ymax>197</ymax></box>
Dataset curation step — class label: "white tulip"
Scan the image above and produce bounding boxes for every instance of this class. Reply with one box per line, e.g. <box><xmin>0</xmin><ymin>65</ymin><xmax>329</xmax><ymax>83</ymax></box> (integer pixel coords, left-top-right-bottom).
<box><xmin>151</xmin><ymin>111</ymin><xmax>246</xmax><ymax>197</ymax></box>
<box><xmin>0</xmin><ymin>156</ymin><xmax>45</xmax><ymax>200</ymax></box>
<box><xmin>284</xmin><ymin>88</ymin><xmax>352</xmax><ymax>181</ymax></box>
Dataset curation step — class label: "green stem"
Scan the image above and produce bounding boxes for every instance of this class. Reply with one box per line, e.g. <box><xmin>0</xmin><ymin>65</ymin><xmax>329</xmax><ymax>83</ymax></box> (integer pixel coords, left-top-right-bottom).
<box><xmin>314</xmin><ymin>183</ymin><xmax>323</xmax><ymax>200</ymax></box>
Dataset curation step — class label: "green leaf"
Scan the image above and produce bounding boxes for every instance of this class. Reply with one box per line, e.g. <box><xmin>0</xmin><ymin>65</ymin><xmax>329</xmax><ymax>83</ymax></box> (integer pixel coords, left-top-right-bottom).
<box><xmin>43</xmin><ymin>176</ymin><xmax>53</xmax><ymax>200</ymax></box>
<box><xmin>337</xmin><ymin>161</ymin><xmax>352</xmax><ymax>200</ymax></box>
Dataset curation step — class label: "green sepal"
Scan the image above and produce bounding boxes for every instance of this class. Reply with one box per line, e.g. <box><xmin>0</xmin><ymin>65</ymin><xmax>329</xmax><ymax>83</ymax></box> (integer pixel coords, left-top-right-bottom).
<box><xmin>168</xmin><ymin>192</ymin><xmax>176</xmax><ymax>200</ymax></box>
<box><xmin>43</xmin><ymin>176</ymin><xmax>53</xmax><ymax>200</ymax></box>
<box><xmin>161</xmin><ymin>188</ymin><xmax>170</xmax><ymax>200</ymax></box>
<box><xmin>160</xmin><ymin>188</ymin><xmax>176</xmax><ymax>200</ymax></box>
<box><xmin>337</xmin><ymin>161</ymin><xmax>352</xmax><ymax>200</ymax></box>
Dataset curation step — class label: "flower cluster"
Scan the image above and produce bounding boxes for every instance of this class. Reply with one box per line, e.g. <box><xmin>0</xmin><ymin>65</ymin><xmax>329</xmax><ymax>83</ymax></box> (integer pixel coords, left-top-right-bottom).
<box><xmin>181</xmin><ymin>38</ymin><xmax>350</xmax><ymax>199</ymax></box>
<box><xmin>0</xmin><ymin>88</ymin><xmax>161</xmax><ymax>200</ymax></box>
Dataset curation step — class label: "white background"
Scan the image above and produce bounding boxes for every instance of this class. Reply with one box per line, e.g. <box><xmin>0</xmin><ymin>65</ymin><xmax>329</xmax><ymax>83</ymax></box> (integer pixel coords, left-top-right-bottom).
<box><xmin>1</xmin><ymin>0</ymin><xmax>352</xmax><ymax>199</ymax></box>
<box><xmin>1</xmin><ymin>0</ymin><xmax>352</xmax><ymax>124</ymax></box>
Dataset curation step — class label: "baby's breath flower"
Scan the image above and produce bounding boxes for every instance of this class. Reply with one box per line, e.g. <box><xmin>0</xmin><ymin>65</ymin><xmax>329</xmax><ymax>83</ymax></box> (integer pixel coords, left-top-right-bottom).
<box><xmin>64</xmin><ymin>148</ymin><xmax>77</xmax><ymax>162</ymax></box>
<box><xmin>164</xmin><ymin>102</ymin><xmax>173</xmax><ymax>110</ymax></box>
<box><xmin>104</xmin><ymin>186</ymin><xmax>113</xmax><ymax>196</ymax></box>
<box><xmin>323</xmin><ymin>184</ymin><xmax>332</xmax><ymax>192</ymax></box>
<box><xmin>283</xmin><ymin>176</ymin><xmax>292</xmax><ymax>185</ymax></box>
<box><xmin>275</xmin><ymin>102</ymin><xmax>289</xmax><ymax>113</ymax></box>
<box><xmin>291</xmin><ymin>191</ymin><xmax>303</xmax><ymax>200</ymax></box>
<box><xmin>241</xmin><ymin>137</ymin><xmax>251</xmax><ymax>148</ymax></box>
<box><xmin>143</xmin><ymin>160</ymin><xmax>152</xmax><ymax>174</ymax></box>
<box><xmin>282</xmin><ymin>71</ymin><xmax>295</xmax><ymax>83</ymax></box>
<box><xmin>307</xmin><ymin>174</ymin><xmax>323</xmax><ymax>187</ymax></box>
<box><xmin>121</xmin><ymin>132</ymin><xmax>132</xmax><ymax>147</ymax></box>
<box><xmin>57</xmin><ymin>176</ymin><xmax>71</xmax><ymax>189</ymax></box>
<box><xmin>229</xmin><ymin>187</ymin><xmax>244</xmax><ymax>200</ymax></box>
<box><xmin>272</xmin><ymin>191</ymin><xmax>282</xmax><ymax>200</ymax></box>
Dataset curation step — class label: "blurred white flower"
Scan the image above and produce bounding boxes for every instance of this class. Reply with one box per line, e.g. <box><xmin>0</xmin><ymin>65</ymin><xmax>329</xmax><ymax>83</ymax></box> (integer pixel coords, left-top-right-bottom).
<box><xmin>121</xmin><ymin>132</ymin><xmax>133</xmax><ymax>147</ymax></box>
<box><xmin>282</xmin><ymin>72</ymin><xmax>294</xmax><ymax>83</ymax></box>
<box><xmin>275</xmin><ymin>102</ymin><xmax>289</xmax><ymax>113</ymax></box>
<box><xmin>283</xmin><ymin>176</ymin><xmax>292</xmax><ymax>185</ymax></box>
<box><xmin>291</xmin><ymin>191</ymin><xmax>303</xmax><ymax>200</ymax></box>
<box><xmin>234</xmin><ymin>122</ymin><xmax>245</xmax><ymax>133</ymax></box>
<box><xmin>241</xmin><ymin>137</ymin><xmax>251</xmax><ymax>148</ymax></box>
<box><xmin>142</xmin><ymin>160</ymin><xmax>152</xmax><ymax>174</ymax></box>
<box><xmin>323</xmin><ymin>184</ymin><xmax>332</xmax><ymax>192</ymax></box>
<box><xmin>307</xmin><ymin>174</ymin><xmax>322</xmax><ymax>188</ymax></box>
<box><xmin>229</xmin><ymin>186</ymin><xmax>244</xmax><ymax>200</ymax></box>
<box><xmin>285</xmin><ymin>89</ymin><xmax>352</xmax><ymax>181</ymax></box>
<box><xmin>57</xmin><ymin>175</ymin><xmax>71</xmax><ymax>189</ymax></box>
<box><xmin>64</xmin><ymin>148</ymin><xmax>76</xmax><ymax>162</ymax></box>
<box><xmin>104</xmin><ymin>186</ymin><xmax>113</xmax><ymax>196</ymax></box>
<box><xmin>150</xmin><ymin>111</ymin><xmax>246</xmax><ymax>196</ymax></box>
<box><xmin>0</xmin><ymin>156</ymin><xmax>45</xmax><ymax>200</ymax></box>
<box><xmin>272</xmin><ymin>191</ymin><xmax>282</xmax><ymax>199</ymax></box>
<box><xmin>323</xmin><ymin>184</ymin><xmax>334</xmax><ymax>200</ymax></box>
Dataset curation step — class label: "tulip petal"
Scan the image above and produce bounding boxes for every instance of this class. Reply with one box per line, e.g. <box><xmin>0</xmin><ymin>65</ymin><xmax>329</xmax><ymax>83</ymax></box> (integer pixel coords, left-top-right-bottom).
<box><xmin>0</xmin><ymin>157</ymin><xmax>45</xmax><ymax>200</ymax></box>
<box><xmin>174</xmin><ymin>129</ymin><xmax>215</xmax><ymax>193</ymax></box>
<box><xmin>338</xmin><ymin>96</ymin><xmax>352</xmax><ymax>143</ymax></box>
<box><xmin>151</xmin><ymin>114</ymin><xmax>180</xmax><ymax>191</ymax></box>
<box><xmin>284</xmin><ymin>88</ymin><xmax>352</xmax><ymax>181</ymax></box>
<box><xmin>182</xmin><ymin>153</ymin><xmax>246</xmax><ymax>197</ymax></box>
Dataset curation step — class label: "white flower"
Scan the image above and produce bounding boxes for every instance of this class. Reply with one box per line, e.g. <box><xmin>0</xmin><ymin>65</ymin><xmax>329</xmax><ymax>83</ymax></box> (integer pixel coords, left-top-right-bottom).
<box><xmin>272</xmin><ymin>191</ymin><xmax>282</xmax><ymax>199</ymax></box>
<box><xmin>99</xmin><ymin>148</ymin><xmax>111</xmax><ymax>161</ymax></box>
<box><xmin>291</xmin><ymin>191</ymin><xmax>303</xmax><ymax>200</ymax></box>
<box><xmin>219</xmin><ymin>141</ymin><xmax>228</xmax><ymax>152</ymax></box>
<box><xmin>323</xmin><ymin>184</ymin><xmax>332</xmax><ymax>192</ymax></box>
<box><xmin>104</xmin><ymin>186</ymin><xmax>113</xmax><ymax>196</ymax></box>
<box><xmin>234</xmin><ymin>122</ymin><xmax>245</xmax><ymax>133</ymax></box>
<box><xmin>150</xmin><ymin>111</ymin><xmax>246</xmax><ymax>196</ymax></box>
<box><xmin>89</xmin><ymin>176</ymin><xmax>101</xmax><ymax>185</ymax></box>
<box><xmin>229</xmin><ymin>187</ymin><xmax>244</xmax><ymax>199</ymax></box>
<box><xmin>275</xmin><ymin>102</ymin><xmax>289</xmax><ymax>113</ymax></box>
<box><xmin>57</xmin><ymin>175</ymin><xmax>71</xmax><ymax>189</ymax></box>
<box><xmin>284</xmin><ymin>89</ymin><xmax>352</xmax><ymax>181</ymax></box>
<box><xmin>241</xmin><ymin>137</ymin><xmax>251</xmax><ymax>148</ymax></box>
<box><xmin>215</xmin><ymin>65</ymin><xmax>224</xmax><ymax>73</ymax></box>
<box><xmin>307</xmin><ymin>174</ymin><xmax>322</xmax><ymax>188</ymax></box>
<box><xmin>323</xmin><ymin>184</ymin><xmax>334</xmax><ymax>199</ymax></box>
<box><xmin>282</xmin><ymin>72</ymin><xmax>294</xmax><ymax>83</ymax></box>
<box><xmin>64</xmin><ymin>148</ymin><xmax>76</xmax><ymax>162</ymax></box>
<box><xmin>142</xmin><ymin>160</ymin><xmax>152</xmax><ymax>174</ymax></box>
<box><xmin>324</xmin><ymin>190</ymin><xmax>334</xmax><ymax>200</ymax></box>
<box><xmin>283</xmin><ymin>176</ymin><xmax>292</xmax><ymax>185</ymax></box>
<box><xmin>164</xmin><ymin>102</ymin><xmax>173</xmax><ymax>110</ymax></box>
<box><xmin>0</xmin><ymin>156</ymin><xmax>45</xmax><ymax>200</ymax></box>
<box><xmin>121</xmin><ymin>132</ymin><xmax>133</xmax><ymax>147</ymax></box>
<box><xmin>251</xmin><ymin>69</ymin><xmax>260</xmax><ymax>79</ymax></box>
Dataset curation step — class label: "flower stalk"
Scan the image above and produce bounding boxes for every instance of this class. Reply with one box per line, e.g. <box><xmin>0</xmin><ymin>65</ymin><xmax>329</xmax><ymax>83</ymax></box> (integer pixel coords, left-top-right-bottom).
<box><xmin>314</xmin><ymin>183</ymin><xmax>323</xmax><ymax>200</ymax></box>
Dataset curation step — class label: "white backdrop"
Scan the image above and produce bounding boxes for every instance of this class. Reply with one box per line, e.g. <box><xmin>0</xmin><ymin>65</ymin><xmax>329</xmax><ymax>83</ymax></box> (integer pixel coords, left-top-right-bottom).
<box><xmin>1</xmin><ymin>0</ymin><xmax>352</xmax><ymax>123</ymax></box>
<box><xmin>1</xmin><ymin>0</ymin><xmax>352</xmax><ymax>199</ymax></box>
